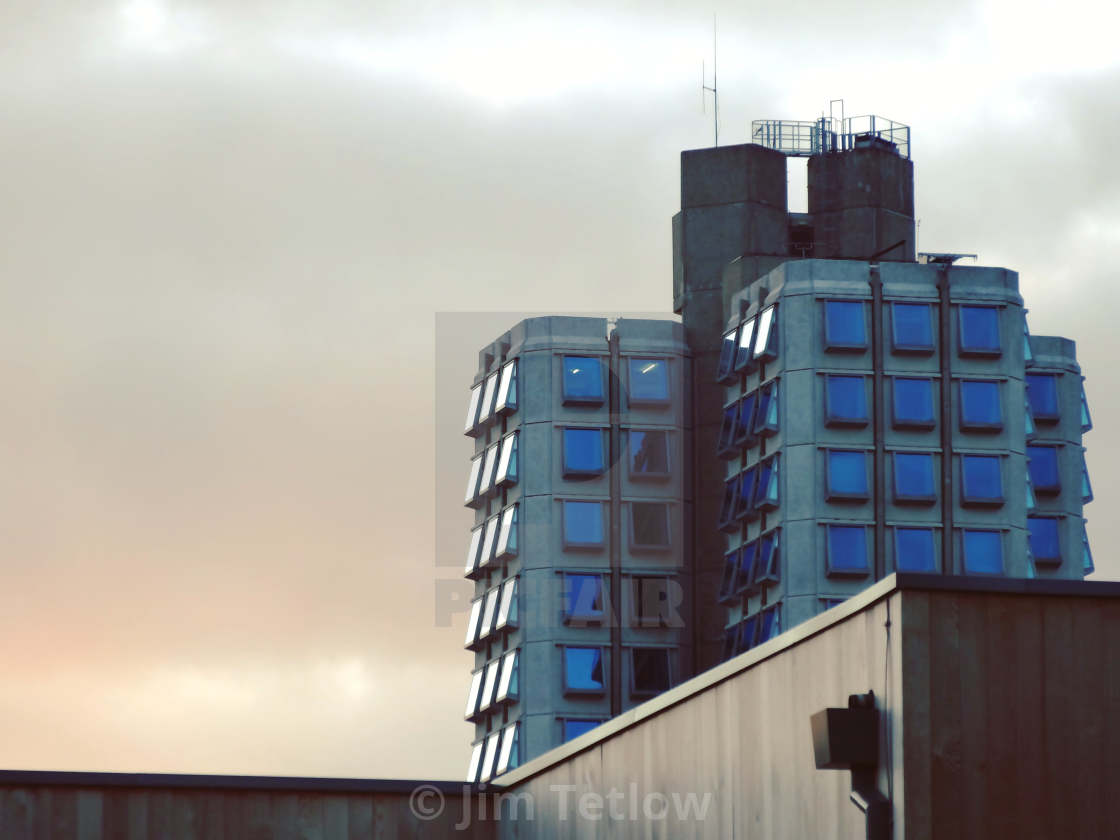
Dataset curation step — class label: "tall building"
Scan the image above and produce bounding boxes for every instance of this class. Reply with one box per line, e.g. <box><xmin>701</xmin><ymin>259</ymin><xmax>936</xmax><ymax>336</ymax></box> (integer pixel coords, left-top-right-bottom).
<box><xmin>462</xmin><ymin>113</ymin><xmax>1093</xmax><ymax>780</ymax></box>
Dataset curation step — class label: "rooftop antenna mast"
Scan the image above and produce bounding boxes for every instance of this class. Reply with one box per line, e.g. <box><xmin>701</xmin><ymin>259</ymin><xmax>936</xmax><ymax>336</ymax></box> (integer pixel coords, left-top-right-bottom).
<box><xmin>701</xmin><ymin>17</ymin><xmax>718</xmax><ymax>146</ymax></box>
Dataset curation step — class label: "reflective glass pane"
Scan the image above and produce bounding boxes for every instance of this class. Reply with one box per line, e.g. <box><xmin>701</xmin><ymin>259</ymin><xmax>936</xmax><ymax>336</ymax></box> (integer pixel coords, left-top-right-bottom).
<box><xmin>828</xmin><ymin>450</ymin><xmax>869</xmax><ymax>498</ymax></box>
<box><xmin>963</xmin><ymin>529</ymin><xmax>1003</xmax><ymax>574</ymax></box>
<box><xmin>564</xmin><ymin>647</ymin><xmax>605</xmax><ymax>692</ymax></box>
<box><xmin>717</xmin><ymin>326</ymin><xmax>739</xmax><ymax>380</ymax></box>
<box><xmin>565</xmin><ymin>574</ymin><xmax>603</xmax><ymax>620</ymax></box>
<box><xmin>465</xmin><ymin>526</ymin><xmax>483</xmax><ymax>575</ymax></box>
<box><xmin>1081</xmin><ymin>452</ymin><xmax>1093</xmax><ymax>503</ymax></box>
<box><xmin>735</xmin><ymin>467</ymin><xmax>757</xmax><ymax>518</ymax></box>
<box><xmin>752</xmin><ymin>307</ymin><xmax>777</xmax><ymax>359</ymax></box>
<box><xmin>754</xmin><ymin>381</ymin><xmax>779</xmax><ymax>433</ymax></box>
<box><xmin>738</xmin><ymin>616</ymin><xmax>759</xmax><ymax>653</ymax></box>
<box><xmin>825</xmin><ymin>300</ymin><xmax>867</xmax><ymax>348</ymax></box>
<box><xmin>718</xmin><ymin>403</ymin><xmax>738</xmax><ymax>451</ymax></box>
<box><xmin>1082</xmin><ymin>521</ymin><xmax>1094</xmax><ymax>575</ymax></box>
<box><xmin>563</xmin><ymin>428</ymin><xmax>604</xmax><ymax>474</ymax></box>
<box><xmin>1027</xmin><ymin>445</ymin><xmax>1060</xmax><ymax>493</ymax></box>
<box><xmin>892</xmin><ymin>302</ymin><xmax>934</xmax><ymax>351</ymax></box>
<box><xmin>962</xmin><ymin>455</ymin><xmax>1002</xmax><ymax>503</ymax></box>
<box><xmin>478</xmin><ymin>443</ymin><xmax>499</xmax><ymax>495</ymax></box>
<box><xmin>632</xmin><ymin>648</ymin><xmax>671</xmax><ymax>695</ymax></box>
<box><xmin>632</xmin><ymin>502</ymin><xmax>670</xmax><ymax>548</ymax></box>
<box><xmin>826</xmin><ymin>375</ymin><xmax>868</xmax><ymax>424</ymax></box>
<box><xmin>737</xmin><ymin>542</ymin><xmax>757</xmax><ymax>591</ymax></box>
<box><xmin>828</xmin><ymin>525</ymin><xmax>869</xmax><ymax>572</ymax></box>
<box><xmin>479</xmin><ymin>372</ymin><xmax>500</xmax><ymax>423</ymax></box>
<box><xmin>1027</xmin><ymin>517</ymin><xmax>1060</xmax><ymax>563</ymax></box>
<box><xmin>630</xmin><ymin>430</ymin><xmax>669</xmax><ymax>476</ymax></box>
<box><xmin>496</xmin><ymin>722</ymin><xmax>519</xmax><ymax>775</ymax></box>
<box><xmin>718</xmin><ymin>476</ymin><xmax>738</xmax><ymax>528</ymax></box>
<box><xmin>1026</xmin><ymin>373</ymin><xmax>1059</xmax><ymax>421</ymax></box>
<box><xmin>465</xmin><ymin>456</ymin><xmax>483</xmax><ymax>504</ymax></box>
<box><xmin>564</xmin><ymin>501</ymin><xmax>604</xmax><ymax>546</ymax></box>
<box><xmin>894</xmin><ymin>452</ymin><xmax>935</xmax><ymax>501</ymax></box>
<box><xmin>467</xmin><ymin>743</ymin><xmax>483</xmax><ymax>783</ymax></box>
<box><xmin>758</xmin><ymin>608</ymin><xmax>779</xmax><ymax>644</ymax></box>
<box><xmin>479</xmin><ymin>588</ymin><xmax>500</xmax><ymax>639</ymax></box>
<box><xmin>718</xmin><ymin>551</ymin><xmax>738</xmax><ymax>599</ymax></box>
<box><xmin>735</xmin><ymin>394</ymin><xmax>757</xmax><ymax>444</ymax></box>
<box><xmin>464</xmin><ymin>599</ymin><xmax>482</xmax><ymax>647</ymax></box>
<box><xmin>496</xmin><ymin>578</ymin><xmax>518</xmax><ymax>629</ymax></box>
<box><xmin>757</xmin><ymin>531</ymin><xmax>778</xmax><ymax>581</ymax></box>
<box><xmin>735</xmin><ymin>317</ymin><xmax>757</xmax><ymax>370</ymax></box>
<box><xmin>480</xmin><ymin>660</ymin><xmax>500</xmax><ymax>711</ymax></box>
<box><xmin>496</xmin><ymin>432</ymin><xmax>518</xmax><ymax>485</ymax></box>
<box><xmin>629</xmin><ymin>358</ymin><xmax>669</xmax><ymax>402</ymax></box>
<box><xmin>563</xmin><ymin>719</ymin><xmax>601</xmax><ymax>742</ymax></box>
<box><xmin>1080</xmin><ymin>383</ymin><xmax>1093</xmax><ymax>432</ymax></box>
<box><xmin>562</xmin><ymin>355</ymin><xmax>603</xmax><ymax>402</ymax></box>
<box><xmin>895</xmin><ymin>528</ymin><xmax>936</xmax><ymax>571</ymax></box>
<box><xmin>894</xmin><ymin>377</ymin><xmax>935</xmax><ymax>427</ymax></box>
<box><xmin>1025</xmin><ymin>401</ymin><xmax>1036</xmax><ymax>436</ymax></box>
<box><xmin>480</xmin><ymin>730</ymin><xmax>501</xmax><ymax>781</ymax></box>
<box><xmin>496</xmin><ymin>649</ymin><xmax>519</xmax><ymax>702</ymax></box>
<box><xmin>464</xmin><ymin>384</ymin><xmax>483</xmax><ymax>433</ymax></box>
<box><xmin>960</xmin><ymin>380</ymin><xmax>1002</xmax><ymax>429</ymax></box>
<box><xmin>480</xmin><ymin>516</ymin><xmax>499</xmax><ymax>568</ymax></box>
<box><xmin>465</xmin><ymin>670</ymin><xmax>482</xmax><ymax>718</ymax></box>
<box><xmin>754</xmin><ymin>457</ymin><xmax>779</xmax><ymax>509</ymax></box>
<box><xmin>960</xmin><ymin>306</ymin><xmax>1001</xmax><ymax>354</ymax></box>
<box><xmin>495</xmin><ymin>359</ymin><xmax>518</xmax><ymax>413</ymax></box>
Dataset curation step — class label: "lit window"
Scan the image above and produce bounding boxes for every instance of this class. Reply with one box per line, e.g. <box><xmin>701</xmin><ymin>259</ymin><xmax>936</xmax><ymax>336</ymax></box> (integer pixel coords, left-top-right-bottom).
<box><xmin>1026</xmin><ymin>373</ymin><xmax>1059</xmax><ymax>423</ymax></box>
<box><xmin>734</xmin><ymin>393</ymin><xmax>758</xmax><ymax>447</ymax></box>
<box><xmin>629</xmin><ymin>358</ymin><xmax>669</xmax><ymax>404</ymax></box>
<box><xmin>629</xmin><ymin>429</ymin><xmax>669</xmax><ymax>478</ymax></box>
<box><xmin>496</xmin><ymin>432</ymin><xmax>519</xmax><ymax>487</ymax></box>
<box><xmin>718</xmin><ymin>476</ymin><xmax>739</xmax><ymax>532</ymax></box>
<box><xmin>464</xmin><ymin>382</ymin><xmax>483</xmax><ymax>436</ymax></box>
<box><xmin>478</xmin><ymin>587</ymin><xmax>500</xmax><ymax>642</ymax></box>
<box><xmin>825</xmin><ymin>375</ymin><xmax>868</xmax><ymax>426</ymax></box>
<box><xmin>1082</xmin><ymin>520</ymin><xmax>1094</xmax><ymax>575</ymax></box>
<box><xmin>563</xmin><ymin>719</ymin><xmax>602</xmax><ymax>742</ymax></box>
<box><xmin>495</xmin><ymin>577</ymin><xmax>519</xmax><ymax>631</ymax></box>
<box><xmin>563</xmin><ymin>573</ymin><xmax>604</xmax><ymax>624</ymax></box>
<box><xmin>467</xmin><ymin>742</ymin><xmax>483</xmax><ymax>783</ymax></box>
<box><xmin>827</xmin><ymin>524</ymin><xmax>869</xmax><ymax>574</ymax></box>
<box><xmin>734</xmin><ymin>466</ymin><xmax>758</xmax><ymax>520</ymax></box>
<box><xmin>960</xmin><ymin>380</ymin><xmax>1003</xmax><ymax>431</ymax></box>
<box><xmin>1081</xmin><ymin>451</ymin><xmax>1093</xmax><ymax>503</ymax></box>
<box><xmin>826</xmin><ymin>450</ymin><xmax>869</xmax><ymax>500</ymax></box>
<box><xmin>1080</xmin><ymin>382</ymin><xmax>1092</xmax><ymax>432</ymax></box>
<box><xmin>478</xmin><ymin>371</ymin><xmax>500</xmax><ymax>425</ymax></box>
<box><xmin>495</xmin><ymin>649</ymin><xmax>519</xmax><ymax>703</ymax></box>
<box><xmin>464</xmin><ymin>454</ymin><xmax>483</xmax><ymax>506</ymax></box>
<box><xmin>756</xmin><ymin>530</ymin><xmax>780</xmax><ymax>585</ymax></box>
<box><xmin>717</xmin><ymin>402</ymin><xmax>738</xmax><ymax>457</ymax></box>
<box><xmin>631</xmin><ymin>502</ymin><xmax>670</xmax><ymax>550</ymax></box>
<box><xmin>631</xmin><ymin>576</ymin><xmax>673</xmax><ymax>628</ymax></box>
<box><xmin>563</xmin><ymin>646</ymin><xmax>605</xmax><ymax>694</ymax></box>
<box><xmin>893</xmin><ymin>377</ymin><xmax>935</xmax><ymax>429</ymax></box>
<box><xmin>757</xmin><ymin>606</ymin><xmax>781</xmax><ymax>645</ymax></box>
<box><xmin>891</xmin><ymin>302</ymin><xmax>934</xmax><ymax>353</ymax></box>
<box><xmin>562</xmin><ymin>355</ymin><xmax>604</xmax><ymax>404</ymax></box>
<box><xmin>1028</xmin><ymin>517</ymin><xmax>1061</xmax><ymax>565</ymax></box>
<box><xmin>495</xmin><ymin>506</ymin><xmax>518</xmax><ymax>560</ymax></box>
<box><xmin>894</xmin><ymin>527</ymin><xmax>936</xmax><ymax>572</ymax></box>
<box><xmin>752</xmin><ymin>306</ymin><xmax>779</xmax><ymax>360</ymax></box>
<box><xmin>464</xmin><ymin>598</ymin><xmax>482</xmax><ymax>648</ymax></box>
<box><xmin>734</xmin><ymin>316</ymin><xmax>757</xmax><ymax>371</ymax></box>
<box><xmin>464</xmin><ymin>525</ymin><xmax>484</xmax><ymax>576</ymax></box>
<box><xmin>736</xmin><ymin>541</ymin><xmax>757</xmax><ymax>594</ymax></box>
<box><xmin>496</xmin><ymin>721</ymin><xmax>520</xmax><ymax>776</ymax></box>
<box><xmin>961</xmin><ymin>454</ymin><xmax>1003</xmax><ymax>506</ymax></box>
<box><xmin>753</xmin><ymin>455</ymin><xmax>780</xmax><ymax>511</ymax></box>
<box><xmin>824</xmin><ymin>300</ymin><xmax>867</xmax><ymax>350</ymax></box>
<box><xmin>480</xmin><ymin>730</ymin><xmax>501</xmax><ymax>782</ymax></box>
<box><xmin>753</xmin><ymin>380</ymin><xmax>779</xmax><ymax>435</ymax></box>
<box><xmin>718</xmin><ymin>549</ymin><xmax>739</xmax><ymax>602</ymax></box>
<box><xmin>479</xmin><ymin>515</ymin><xmax>499</xmax><ymax>570</ymax></box>
<box><xmin>563</xmin><ymin>428</ymin><xmax>605</xmax><ymax>476</ymax></box>
<box><xmin>1027</xmin><ymin>445</ymin><xmax>1060</xmax><ymax>495</ymax></box>
<box><xmin>959</xmin><ymin>306</ymin><xmax>1001</xmax><ymax>355</ymax></box>
<box><xmin>962</xmin><ymin>529</ymin><xmax>1003</xmax><ymax>575</ymax></box>
<box><xmin>495</xmin><ymin>359</ymin><xmax>518</xmax><ymax>415</ymax></box>
<box><xmin>631</xmin><ymin>648</ymin><xmax>671</xmax><ymax>697</ymax></box>
<box><xmin>893</xmin><ymin>452</ymin><xmax>936</xmax><ymax>504</ymax></box>
<box><xmin>736</xmin><ymin>616</ymin><xmax>759</xmax><ymax>654</ymax></box>
<box><xmin>464</xmin><ymin>669</ymin><xmax>483</xmax><ymax>720</ymax></box>
<box><xmin>478</xmin><ymin>442</ymin><xmax>500</xmax><ymax>496</ymax></box>
<box><xmin>479</xmin><ymin>658</ymin><xmax>501</xmax><ymax>712</ymax></box>
<box><xmin>563</xmin><ymin>500</ymin><xmax>604</xmax><ymax>548</ymax></box>
<box><xmin>716</xmin><ymin>326</ymin><xmax>739</xmax><ymax>383</ymax></box>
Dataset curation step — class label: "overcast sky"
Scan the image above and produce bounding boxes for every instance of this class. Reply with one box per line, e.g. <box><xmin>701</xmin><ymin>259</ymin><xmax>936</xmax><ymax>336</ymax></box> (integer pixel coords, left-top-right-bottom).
<box><xmin>1</xmin><ymin>0</ymin><xmax>1117</xmax><ymax>781</ymax></box>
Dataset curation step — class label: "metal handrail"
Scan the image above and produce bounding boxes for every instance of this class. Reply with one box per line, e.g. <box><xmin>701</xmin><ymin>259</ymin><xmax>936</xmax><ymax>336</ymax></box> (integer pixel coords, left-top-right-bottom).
<box><xmin>751</xmin><ymin>115</ymin><xmax>910</xmax><ymax>159</ymax></box>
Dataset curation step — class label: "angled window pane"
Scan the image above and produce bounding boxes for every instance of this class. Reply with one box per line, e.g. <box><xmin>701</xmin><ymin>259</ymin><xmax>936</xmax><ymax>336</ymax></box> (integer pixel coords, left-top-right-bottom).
<box><xmin>734</xmin><ymin>467</ymin><xmax>758</xmax><ymax>519</ymax></box>
<box><xmin>465</xmin><ymin>526</ymin><xmax>484</xmax><ymax>576</ymax></box>
<box><xmin>464</xmin><ymin>670</ymin><xmax>483</xmax><ymax>719</ymax></box>
<box><xmin>895</xmin><ymin>527</ymin><xmax>936</xmax><ymax>572</ymax></box>
<box><xmin>753</xmin><ymin>455</ymin><xmax>780</xmax><ymax>510</ymax></box>
<box><xmin>1026</xmin><ymin>373</ymin><xmax>1059</xmax><ymax>423</ymax></box>
<box><xmin>564</xmin><ymin>647</ymin><xmax>605</xmax><ymax>693</ymax></box>
<box><xmin>563</xmin><ymin>719</ymin><xmax>601</xmax><ymax>742</ymax></box>
<box><xmin>824</xmin><ymin>300</ymin><xmax>867</xmax><ymax>350</ymax></box>
<box><xmin>480</xmin><ymin>729</ymin><xmax>501</xmax><ymax>782</ymax></box>
<box><xmin>736</xmin><ymin>542</ymin><xmax>757</xmax><ymax>593</ymax></box>
<box><xmin>1081</xmin><ymin>451</ymin><xmax>1093</xmax><ymax>503</ymax></box>
<box><xmin>1080</xmin><ymin>382</ymin><xmax>1093</xmax><ymax>432</ymax></box>
<box><xmin>1023</xmin><ymin>313</ymin><xmax>1033</xmax><ymax>362</ymax></box>
<box><xmin>629</xmin><ymin>358</ymin><xmax>669</xmax><ymax>403</ymax></box>
<box><xmin>562</xmin><ymin>355</ymin><xmax>604</xmax><ymax>404</ymax></box>
<box><xmin>479</xmin><ymin>515</ymin><xmax>499</xmax><ymax>569</ymax></box>
<box><xmin>718</xmin><ymin>550</ymin><xmax>738</xmax><ymax>601</ymax></box>
<box><xmin>631</xmin><ymin>648</ymin><xmax>671</xmax><ymax>696</ymax></box>
<box><xmin>496</xmin><ymin>722</ymin><xmax>520</xmax><ymax>775</ymax></box>
<box><xmin>479</xmin><ymin>372</ymin><xmax>500</xmax><ymax>424</ymax></box>
<box><xmin>563</xmin><ymin>501</ymin><xmax>604</xmax><ymax>548</ymax></box>
<box><xmin>737</xmin><ymin>616</ymin><xmax>759</xmax><ymax>654</ymax></box>
<box><xmin>893</xmin><ymin>452</ymin><xmax>936</xmax><ymax>503</ymax></box>
<box><xmin>565</xmin><ymin>574</ymin><xmax>604</xmax><ymax>622</ymax></box>
<box><xmin>496</xmin><ymin>578</ymin><xmax>519</xmax><ymax>630</ymax></box>
<box><xmin>631</xmin><ymin>576</ymin><xmax>671</xmax><ymax>628</ymax></box>
<box><xmin>893</xmin><ymin>377</ymin><xmax>935</xmax><ymax>428</ymax></box>
<box><xmin>464</xmin><ymin>455</ymin><xmax>483</xmax><ymax>505</ymax></box>
<box><xmin>464</xmin><ymin>383</ymin><xmax>483</xmax><ymax>435</ymax></box>
<box><xmin>754</xmin><ymin>380</ymin><xmax>779</xmax><ymax>434</ymax></box>
<box><xmin>1027</xmin><ymin>445</ymin><xmax>1060</xmax><ymax>494</ymax></box>
<box><xmin>1025</xmin><ymin>400</ymin><xmax>1036</xmax><ymax>436</ymax></box>
<box><xmin>961</xmin><ymin>455</ymin><xmax>1003</xmax><ymax>505</ymax></box>
<box><xmin>629</xmin><ymin>430</ymin><xmax>669</xmax><ymax>477</ymax></box>
<box><xmin>717</xmin><ymin>326</ymin><xmax>739</xmax><ymax>382</ymax></box>
<box><xmin>734</xmin><ymin>317</ymin><xmax>757</xmax><ymax>370</ymax></box>
<box><xmin>496</xmin><ymin>649</ymin><xmax>519</xmax><ymax>703</ymax></box>
<box><xmin>495</xmin><ymin>359</ymin><xmax>518</xmax><ymax>414</ymax></box>
<box><xmin>1028</xmin><ymin>516</ymin><xmax>1061</xmax><ymax>564</ymax></box>
<box><xmin>825</xmin><ymin>375</ymin><xmax>868</xmax><ymax>426</ymax></box>
<box><xmin>467</xmin><ymin>742</ymin><xmax>484</xmax><ymax>783</ymax></box>
<box><xmin>1026</xmin><ymin>473</ymin><xmax>1037</xmax><ymax>511</ymax></box>
<box><xmin>734</xmin><ymin>393</ymin><xmax>757</xmax><ymax>446</ymax></box>
<box><xmin>827</xmin><ymin>525</ymin><xmax>869</xmax><ymax>573</ymax></box>
<box><xmin>496</xmin><ymin>432</ymin><xmax>519</xmax><ymax>486</ymax></box>
<box><xmin>1082</xmin><ymin>520</ymin><xmax>1094</xmax><ymax>575</ymax></box>
<box><xmin>478</xmin><ymin>442</ymin><xmax>500</xmax><ymax>495</ymax></box>
<box><xmin>827</xmin><ymin>450</ymin><xmax>869</xmax><ymax>499</ymax></box>
<box><xmin>963</xmin><ymin>529</ymin><xmax>1003</xmax><ymax>574</ymax></box>
<box><xmin>757</xmin><ymin>606</ymin><xmax>780</xmax><ymax>644</ymax></box>
<box><xmin>757</xmin><ymin>530</ymin><xmax>780</xmax><ymax>584</ymax></box>
<box><xmin>479</xmin><ymin>659</ymin><xmax>501</xmax><ymax>713</ymax></box>
<box><xmin>464</xmin><ymin>598</ymin><xmax>482</xmax><ymax>647</ymax></box>
<box><xmin>959</xmin><ymin>306</ymin><xmax>1001</xmax><ymax>355</ymax></box>
<box><xmin>718</xmin><ymin>476</ymin><xmax>739</xmax><ymax>531</ymax></box>
<box><xmin>563</xmin><ymin>428</ymin><xmax>605</xmax><ymax>476</ymax></box>
<box><xmin>496</xmin><ymin>504</ymin><xmax>518</xmax><ymax>559</ymax></box>
<box><xmin>631</xmin><ymin>502</ymin><xmax>670</xmax><ymax>549</ymax></box>
<box><xmin>752</xmin><ymin>307</ymin><xmax>778</xmax><ymax>359</ymax></box>
<box><xmin>479</xmin><ymin>587</ymin><xmax>500</xmax><ymax>641</ymax></box>
<box><xmin>892</xmin><ymin>302</ymin><xmax>934</xmax><ymax>352</ymax></box>
<box><xmin>960</xmin><ymin>380</ymin><xmax>1002</xmax><ymax>430</ymax></box>
<box><xmin>717</xmin><ymin>403</ymin><xmax>738</xmax><ymax>455</ymax></box>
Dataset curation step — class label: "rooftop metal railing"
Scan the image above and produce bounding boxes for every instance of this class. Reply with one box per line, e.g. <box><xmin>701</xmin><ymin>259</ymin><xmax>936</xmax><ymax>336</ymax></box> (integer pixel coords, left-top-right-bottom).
<box><xmin>751</xmin><ymin>115</ymin><xmax>910</xmax><ymax>159</ymax></box>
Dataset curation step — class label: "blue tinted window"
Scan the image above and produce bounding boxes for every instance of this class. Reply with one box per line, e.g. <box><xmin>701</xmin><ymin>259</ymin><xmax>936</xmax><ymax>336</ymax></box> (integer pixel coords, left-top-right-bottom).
<box><xmin>824</xmin><ymin>300</ymin><xmax>867</xmax><ymax>349</ymax></box>
<box><xmin>894</xmin><ymin>453</ymin><xmax>935</xmax><ymax>502</ymax></box>
<box><xmin>1028</xmin><ymin>517</ymin><xmax>1061</xmax><ymax>563</ymax></box>
<box><xmin>960</xmin><ymin>380</ymin><xmax>1002</xmax><ymax>430</ymax></box>
<box><xmin>734</xmin><ymin>317</ymin><xmax>757</xmax><ymax>371</ymax></box>
<box><xmin>737</xmin><ymin>542</ymin><xmax>757</xmax><ymax>592</ymax></box>
<box><xmin>716</xmin><ymin>327</ymin><xmax>738</xmax><ymax>381</ymax></box>
<box><xmin>754</xmin><ymin>380</ymin><xmax>779</xmax><ymax>434</ymax></box>
<box><xmin>753</xmin><ymin>456</ymin><xmax>779</xmax><ymax>510</ymax></box>
<box><xmin>962</xmin><ymin>530</ymin><xmax>1003</xmax><ymax>574</ymax></box>
<box><xmin>564</xmin><ymin>647</ymin><xmax>605</xmax><ymax>692</ymax></box>
<box><xmin>892</xmin><ymin>303</ymin><xmax>934</xmax><ymax>352</ymax></box>
<box><xmin>563</xmin><ymin>719</ymin><xmax>601</xmax><ymax>742</ymax></box>
<box><xmin>734</xmin><ymin>467</ymin><xmax>757</xmax><ymax>520</ymax></box>
<box><xmin>630</xmin><ymin>358</ymin><xmax>669</xmax><ymax>403</ymax></box>
<box><xmin>737</xmin><ymin>616</ymin><xmax>758</xmax><ymax>653</ymax></box>
<box><xmin>895</xmin><ymin>528</ymin><xmax>936</xmax><ymax>572</ymax></box>
<box><xmin>1027</xmin><ymin>445</ymin><xmax>1060</xmax><ymax>494</ymax></box>
<box><xmin>718</xmin><ymin>551</ymin><xmax>738</xmax><ymax>601</ymax></box>
<box><xmin>718</xmin><ymin>403</ymin><xmax>737</xmax><ymax>452</ymax></box>
<box><xmin>757</xmin><ymin>530</ymin><xmax>779</xmax><ymax>583</ymax></box>
<box><xmin>1080</xmin><ymin>383</ymin><xmax>1093</xmax><ymax>432</ymax></box>
<box><xmin>562</xmin><ymin>356</ymin><xmax>603</xmax><ymax>402</ymax></box>
<box><xmin>1081</xmin><ymin>452</ymin><xmax>1093</xmax><ymax>503</ymax></box>
<box><xmin>893</xmin><ymin>377</ymin><xmax>935</xmax><ymax>428</ymax></box>
<box><xmin>563</xmin><ymin>428</ymin><xmax>604</xmax><ymax>475</ymax></box>
<box><xmin>1082</xmin><ymin>521</ymin><xmax>1094</xmax><ymax>575</ymax></box>
<box><xmin>718</xmin><ymin>476</ymin><xmax>738</xmax><ymax>530</ymax></box>
<box><xmin>826</xmin><ymin>375</ymin><xmax>868</xmax><ymax>425</ymax></box>
<box><xmin>827</xmin><ymin>450</ymin><xmax>869</xmax><ymax>499</ymax></box>
<box><xmin>563</xmin><ymin>501</ymin><xmax>604</xmax><ymax>547</ymax></box>
<box><xmin>1026</xmin><ymin>373</ymin><xmax>1059</xmax><ymax>422</ymax></box>
<box><xmin>757</xmin><ymin>608</ymin><xmax>780</xmax><ymax>644</ymax></box>
<box><xmin>734</xmin><ymin>393</ymin><xmax>757</xmax><ymax>445</ymax></box>
<box><xmin>961</xmin><ymin>455</ymin><xmax>1003</xmax><ymax>504</ymax></box>
<box><xmin>827</xmin><ymin>525</ymin><xmax>869</xmax><ymax>573</ymax></box>
<box><xmin>565</xmin><ymin>574</ymin><xmax>603</xmax><ymax>620</ymax></box>
<box><xmin>959</xmin><ymin>306</ymin><xmax>1001</xmax><ymax>354</ymax></box>
<box><xmin>752</xmin><ymin>307</ymin><xmax>778</xmax><ymax>360</ymax></box>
